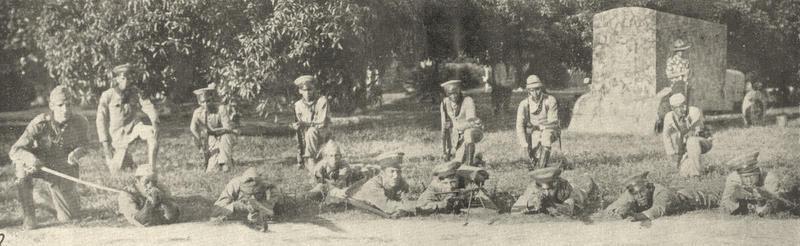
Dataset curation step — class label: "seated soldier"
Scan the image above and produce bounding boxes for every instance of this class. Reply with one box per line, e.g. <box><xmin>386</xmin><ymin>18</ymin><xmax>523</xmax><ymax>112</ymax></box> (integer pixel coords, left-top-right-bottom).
<box><xmin>416</xmin><ymin>161</ymin><xmax>497</xmax><ymax>215</ymax></box>
<box><xmin>605</xmin><ymin>171</ymin><xmax>718</xmax><ymax>222</ymax></box>
<box><xmin>344</xmin><ymin>152</ymin><xmax>415</xmax><ymax>218</ymax></box>
<box><xmin>511</xmin><ymin>167</ymin><xmax>590</xmax><ymax>217</ymax></box>
<box><xmin>306</xmin><ymin>141</ymin><xmax>361</xmax><ymax>202</ymax></box>
<box><xmin>212</xmin><ymin>167</ymin><xmax>276</xmax><ymax>232</ymax></box>
<box><xmin>721</xmin><ymin>151</ymin><xmax>795</xmax><ymax>216</ymax></box>
<box><xmin>118</xmin><ymin>165</ymin><xmax>180</xmax><ymax>226</ymax></box>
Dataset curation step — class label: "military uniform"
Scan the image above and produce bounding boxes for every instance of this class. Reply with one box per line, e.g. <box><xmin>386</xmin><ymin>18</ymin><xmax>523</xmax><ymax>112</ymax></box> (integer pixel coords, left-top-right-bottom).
<box><xmin>516</xmin><ymin>75</ymin><xmax>559</xmax><ymax>169</ymax></box>
<box><xmin>10</xmin><ymin>86</ymin><xmax>89</xmax><ymax>229</ymax></box>
<box><xmin>416</xmin><ymin>161</ymin><xmax>496</xmax><ymax>215</ymax></box>
<box><xmin>665</xmin><ymin>39</ymin><xmax>692</xmax><ymax>92</ymax></box>
<box><xmin>118</xmin><ymin>165</ymin><xmax>180</xmax><ymax>226</ymax></box>
<box><xmin>511</xmin><ymin>168</ymin><xmax>592</xmax><ymax>216</ymax></box>
<box><xmin>292</xmin><ymin>75</ymin><xmax>331</xmax><ymax>170</ymax></box>
<box><xmin>720</xmin><ymin>152</ymin><xmax>790</xmax><ymax>216</ymax></box>
<box><xmin>662</xmin><ymin>94</ymin><xmax>712</xmax><ymax>177</ymax></box>
<box><xmin>190</xmin><ymin>87</ymin><xmax>239</xmax><ymax>172</ymax></box>
<box><xmin>306</xmin><ymin>141</ymin><xmax>362</xmax><ymax>202</ymax></box>
<box><xmin>346</xmin><ymin>152</ymin><xmax>414</xmax><ymax>216</ymax></box>
<box><xmin>605</xmin><ymin>172</ymin><xmax>718</xmax><ymax>221</ymax></box>
<box><xmin>440</xmin><ymin>80</ymin><xmax>482</xmax><ymax>165</ymax></box>
<box><xmin>213</xmin><ymin>168</ymin><xmax>276</xmax><ymax>231</ymax></box>
<box><xmin>96</xmin><ymin>64</ymin><xmax>159</xmax><ymax>173</ymax></box>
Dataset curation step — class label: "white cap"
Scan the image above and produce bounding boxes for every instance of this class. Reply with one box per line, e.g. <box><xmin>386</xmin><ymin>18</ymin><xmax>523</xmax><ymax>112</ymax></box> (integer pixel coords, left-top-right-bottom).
<box><xmin>669</xmin><ymin>93</ymin><xmax>686</xmax><ymax>106</ymax></box>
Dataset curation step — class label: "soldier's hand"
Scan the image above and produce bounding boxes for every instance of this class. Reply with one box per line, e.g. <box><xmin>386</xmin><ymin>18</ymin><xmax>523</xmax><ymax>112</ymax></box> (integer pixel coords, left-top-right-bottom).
<box><xmin>629</xmin><ymin>213</ymin><xmax>650</xmax><ymax>222</ymax></box>
<box><xmin>290</xmin><ymin>122</ymin><xmax>300</xmax><ymax>130</ymax></box>
<box><xmin>67</xmin><ymin>148</ymin><xmax>86</xmax><ymax>166</ymax></box>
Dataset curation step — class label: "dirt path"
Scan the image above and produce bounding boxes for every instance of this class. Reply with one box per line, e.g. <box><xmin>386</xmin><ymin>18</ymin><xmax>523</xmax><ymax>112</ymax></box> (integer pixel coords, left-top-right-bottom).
<box><xmin>4</xmin><ymin>215</ymin><xmax>799</xmax><ymax>246</ymax></box>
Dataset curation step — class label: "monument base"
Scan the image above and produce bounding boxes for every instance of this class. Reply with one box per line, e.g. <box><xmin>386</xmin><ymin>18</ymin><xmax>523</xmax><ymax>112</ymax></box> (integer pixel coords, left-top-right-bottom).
<box><xmin>568</xmin><ymin>90</ymin><xmax>668</xmax><ymax>135</ymax></box>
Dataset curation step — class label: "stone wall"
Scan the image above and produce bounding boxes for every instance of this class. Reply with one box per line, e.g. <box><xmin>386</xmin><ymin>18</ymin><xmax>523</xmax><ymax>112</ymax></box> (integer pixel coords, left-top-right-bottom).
<box><xmin>570</xmin><ymin>7</ymin><xmax>730</xmax><ymax>135</ymax></box>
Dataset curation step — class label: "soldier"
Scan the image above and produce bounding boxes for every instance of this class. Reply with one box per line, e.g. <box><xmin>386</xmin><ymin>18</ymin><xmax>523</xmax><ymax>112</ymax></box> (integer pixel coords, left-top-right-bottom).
<box><xmin>118</xmin><ymin>164</ymin><xmax>180</xmax><ymax>226</ymax></box>
<box><xmin>516</xmin><ymin>75</ymin><xmax>559</xmax><ymax>170</ymax></box>
<box><xmin>510</xmin><ymin>167</ymin><xmax>593</xmax><ymax>217</ymax></box>
<box><xmin>212</xmin><ymin>167</ymin><xmax>276</xmax><ymax>232</ymax></box>
<box><xmin>290</xmin><ymin>75</ymin><xmax>331</xmax><ymax>172</ymax></box>
<box><xmin>605</xmin><ymin>171</ymin><xmax>718</xmax><ymax>222</ymax></box>
<box><xmin>721</xmin><ymin>151</ymin><xmax>795</xmax><ymax>216</ymax></box>
<box><xmin>416</xmin><ymin>161</ymin><xmax>497</xmax><ymax>215</ymax></box>
<box><xmin>440</xmin><ymin>80</ymin><xmax>483</xmax><ymax>165</ymax></box>
<box><xmin>190</xmin><ymin>85</ymin><xmax>240</xmax><ymax>173</ymax></box>
<box><xmin>665</xmin><ymin>39</ymin><xmax>692</xmax><ymax>94</ymax></box>
<box><xmin>346</xmin><ymin>152</ymin><xmax>415</xmax><ymax>218</ymax></box>
<box><xmin>742</xmin><ymin>82</ymin><xmax>767</xmax><ymax>126</ymax></box>
<box><xmin>662</xmin><ymin>93</ymin><xmax>713</xmax><ymax>177</ymax></box>
<box><xmin>10</xmin><ymin>86</ymin><xmax>90</xmax><ymax>230</ymax></box>
<box><xmin>305</xmin><ymin>140</ymin><xmax>361</xmax><ymax>202</ymax></box>
<box><xmin>96</xmin><ymin>63</ymin><xmax>160</xmax><ymax>173</ymax></box>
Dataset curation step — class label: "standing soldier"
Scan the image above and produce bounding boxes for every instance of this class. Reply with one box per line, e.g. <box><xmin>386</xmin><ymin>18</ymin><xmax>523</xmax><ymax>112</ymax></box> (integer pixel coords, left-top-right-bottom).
<box><xmin>721</xmin><ymin>152</ymin><xmax>795</xmax><ymax>216</ymax></box>
<box><xmin>10</xmin><ymin>86</ymin><xmax>90</xmax><ymax>230</ymax></box>
<box><xmin>118</xmin><ymin>164</ymin><xmax>180</xmax><ymax>226</ymax></box>
<box><xmin>96</xmin><ymin>63</ymin><xmax>160</xmax><ymax>173</ymax></box>
<box><xmin>510</xmin><ymin>167</ymin><xmax>595</xmax><ymax>217</ymax></box>
<box><xmin>212</xmin><ymin>167</ymin><xmax>276</xmax><ymax>232</ymax></box>
<box><xmin>290</xmin><ymin>75</ymin><xmax>331</xmax><ymax>172</ymax></box>
<box><xmin>742</xmin><ymin>82</ymin><xmax>767</xmax><ymax>126</ymax></box>
<box><xmin>345</xmin><ymin>152</ymin><xmax>415</xmax><ymax>218</ymax></box>
<box><xmin>516</xmin><ymin>75</ymin><xmax>559</xmax><ymax>170</ymax></box>
<box><xmin>190</xmin><ymin>85</ymin><xmax>240</xmax><ymax>173</ymax></box>
<box><xmin>605</xmin><ymin>171</ymin><xmax>718</xmax><ymax>223</ymax></box>
<box><xmin>440</xmin><ymin>80</ymin><xmax>483</xmax><ymax>165</ymax></box>
<box><xmin>662</xmin><ymin>93</ymin><xmax>713</xmax><ymax>177</ymax></box>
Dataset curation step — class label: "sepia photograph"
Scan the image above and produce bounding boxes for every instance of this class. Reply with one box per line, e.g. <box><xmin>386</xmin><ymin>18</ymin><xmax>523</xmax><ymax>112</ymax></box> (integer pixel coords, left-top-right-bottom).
<box><xmin>0</xmin><ymin>0</ymin><xmax>799</xmax><ymax>245</ymax></box>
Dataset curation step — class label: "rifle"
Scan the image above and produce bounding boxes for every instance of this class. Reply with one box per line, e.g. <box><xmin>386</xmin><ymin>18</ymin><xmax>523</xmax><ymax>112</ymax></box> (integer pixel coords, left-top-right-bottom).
<box><xmin>294</xmin><ymin>113</ymin><xmax>306</xmax><ymax>168</ymax></box>
<box><xmin>442</xmin><ymin>127</ymin><xmax>452</xmax><ymax>161</ymax></box>
<box><xmin>344</xmin><ymin>198</ymin><xmax>392</xmax><ymax>219</ymax></box>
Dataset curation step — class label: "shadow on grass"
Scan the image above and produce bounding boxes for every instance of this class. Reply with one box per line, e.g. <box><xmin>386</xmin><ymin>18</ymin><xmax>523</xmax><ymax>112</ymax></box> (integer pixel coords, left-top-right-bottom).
<box><xmin>174</xmin><ymin>195</ymin><xmax>217</xmax><ymax>223</ymax></box>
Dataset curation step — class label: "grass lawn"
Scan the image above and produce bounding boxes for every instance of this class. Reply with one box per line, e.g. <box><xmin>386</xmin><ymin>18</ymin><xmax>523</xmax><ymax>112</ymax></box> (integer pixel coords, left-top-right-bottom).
<box><xmin>1</xmin><ymin>90</ymin><xmax>799</xmax><ymax>232</ymax></box>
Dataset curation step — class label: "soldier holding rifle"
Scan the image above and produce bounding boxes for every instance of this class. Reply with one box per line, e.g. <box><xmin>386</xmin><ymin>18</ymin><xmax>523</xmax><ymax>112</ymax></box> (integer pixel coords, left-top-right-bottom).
<box><xmin>290</xmin><ymin>75</ymin><xmax>331</xmax><ymax>172</ymax></box>
<box><xmin>516</xmin><ymin>75</ymin><xmax>559</xmax><ymax>170</ymax></box>
<box><xmin>440</xmin><ymin>80</ymin><xmax>483</xmax><ymax>165</ymax></box>
<box><xmin>190</xmin><ymin>84</ymin><xmax>240</xmax><ymax>173</ymax></box>
<box><xmin>721</xmin><ymin>151</ymin><xmax>798</xmax><ymax>216</ymax></box>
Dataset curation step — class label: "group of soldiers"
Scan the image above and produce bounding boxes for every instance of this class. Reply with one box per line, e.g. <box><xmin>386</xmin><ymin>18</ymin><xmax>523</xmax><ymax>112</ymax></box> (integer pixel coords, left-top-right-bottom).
<box><xmin>8</xmin><ymin>62</ymin><xmax>798</xmax><ymax>232</ymax></box>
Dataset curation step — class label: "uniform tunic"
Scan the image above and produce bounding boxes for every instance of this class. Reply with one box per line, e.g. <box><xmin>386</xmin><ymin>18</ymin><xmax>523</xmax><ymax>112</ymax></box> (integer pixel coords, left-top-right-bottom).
<box><xmin>721</xmin><ymin>170</ymin><xmax>786</xmax><ymax>215</ymax></box>
<box><xmin>294</xmin><ymin>97</ymin><xmax>331</xmax><ymax>160</ymax></box>
<box><xmin>605</xmin><ymin>183</ymin><xmax>718</xmax><ymax>220</ymax></box>
<box><xmin>510</xmin><ymin>178</ymin><xmax>585</xmax><ymax>216</ymax></box>
<box><xmin>10</xmin><ymin>112</ymin><xmax>90</xmax><ymax>221</ymax></box>
<box><xmin>190</xmin><ymin>104</ymin><xmax>237</xmax><ymax>172</ymax></box>
<box><xmin>349</xmin><ymin>174</ymin><xmax>411</xmax><ymax>214</ymax></box>
<box><xmin>118</xmin><ymin>182</ymin><xmax>180</xmax><ymax>226</ymax></box>
<box><xmin>516</xmin><ymin>95</ymin><xmax>559</xmax><ymax>150</ymax></box>
<box><xmin>96</xmin><ymin>87</ymin><xmax>158</xmax><ymax>170</ymax></box>
<box><xmin>662</xmin><ymin>106</ymin><xmax>712</xmax><ymax>177</ymax></box>
<box><xmin>440</xmin><ymin>96</ymin><xmax>479</xmax><ymax>161</ymax></box>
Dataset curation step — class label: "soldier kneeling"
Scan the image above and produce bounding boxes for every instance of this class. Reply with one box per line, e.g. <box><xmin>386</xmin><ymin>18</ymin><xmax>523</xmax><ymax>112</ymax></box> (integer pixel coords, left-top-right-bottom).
<box><xmin>211</xmin><ymin>168</ymin><xmax>276</xmax><ymax>232</ymax></box>
<box><xmin>118</xmin><ymin>165</ymin><xmax>181</xmax><ymax>226</ymax></box>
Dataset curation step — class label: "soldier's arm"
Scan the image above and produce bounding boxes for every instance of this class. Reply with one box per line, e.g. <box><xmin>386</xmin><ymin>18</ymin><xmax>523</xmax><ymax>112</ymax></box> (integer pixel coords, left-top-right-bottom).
<box><xmin>605</xmin><ymin>192</ymin><xmax>634</xmax><ymax>218</ymax></box>
<box><xmin>515</xmin><ymin>100</ymin><xmax>529</xmax><ymax>148</ymax></box>
<box><xmin>440</xmin><ymin>101</ymin><xmax>450</xmax><ymax>129</ymax></box>
<box><xmin>9</xmin><ymin>116</ymin><xmax>45</xmax><ymax>172</ymax></box>
<box><xmin>544</xmin><ymin>97</ymin><xmax>559</xmax><ymax>129</ymax></box>
<box><xmin>96</xmin><ymin>92</ymin><xmax>111</xmax><ymax>144</ymax></box>
<box><xmin>214</xmin><ymin>179</ymin><xmax>240</xmax><ymax>209</ymax></box>
<box><xmin>661</xmin><ymin>113</ymin><xmax>679</xmax><ymax>155</ymax></box>
<box><xmin>416</xmin><ymin>184</ymin><xmax>447</xmax><ymax>211</ymax></box>
<box><xmin>189</xmin><ymin>109</ymin><xmax>202</xmax><ymax>140</ymax></box>
<box><xmin>67</xmin><ymin>115</ymin><xmax>92</xmax><ymax>164</ymax></box>
<box><xmin>138</xmin><ymin>92</ymin><xmax>160</xmax><ymax>126</ymax></box>
<box><xmin>313</xmin><ymin>97</ymin><xmax>330</xmax><ymax>128</ymax></box>
<box><xmin>721</xmin><ymin>174</ymin><xmax>745</xmax><ymax>213</ymax></box>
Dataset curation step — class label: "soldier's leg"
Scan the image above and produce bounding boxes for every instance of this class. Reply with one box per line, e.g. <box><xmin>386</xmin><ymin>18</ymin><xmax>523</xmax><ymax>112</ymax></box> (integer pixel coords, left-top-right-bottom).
<box><xmin>44</xmin><ymin>164</ymin><xmax>81</xmax><ymax>222</ymax></box>
<box><xmin>539</xmin><ymin>130</ymin><xmax>555</xmax><ymax>168</ymax></box>
<box><xmin>219</xmin><ymin>133</ymin><xmax>236</xmax><ymax>168</ymax></box>
<box><xmin>528</xmin><ymin>130</ymin><xmax>543</xmax><ymax>168</ymax></box>
<box><xmin>206</xmin><ymin>136</ymin><xmax>223</xmax><ymax>173</ymax></box>
<box><xmin>680</xmin><ymin>137</ymin><xmax>711</xmax><ymax>177</ymax></box>
<box><xmin>304</xmin><ymin>127</ymin><xmax>326</xmax><ymax>165</ymax></box>
<box><xmin>160</xmin><ymin>201</ymin><xmax>181</xmax><ymax>224</ymax></box>
<box><xmin>131</xmin><ymin>123</ymin><xmax>159</xmax><ymax>169</ymax></box>
<box><xmin>17</xmin><ymin>176</ymin><xmax>37</xmax><ymax>229</ymax></box>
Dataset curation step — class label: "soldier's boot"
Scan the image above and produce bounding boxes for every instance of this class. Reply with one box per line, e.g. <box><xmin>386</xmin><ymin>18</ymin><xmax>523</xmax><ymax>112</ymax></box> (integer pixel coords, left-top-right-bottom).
<box><xmin>539</xmin><ymin>147</ymin><xmax>552</xmax><ymax>168</ymax></box>
<box><xmin>18</xmin><ymin>178</ymin><xmax>37</xmax><ymax>230</ymax></box>
<box><xmin>464</xmin><ymin>144</ymin><xmax>476</xmax><ymax>166</ymax></box>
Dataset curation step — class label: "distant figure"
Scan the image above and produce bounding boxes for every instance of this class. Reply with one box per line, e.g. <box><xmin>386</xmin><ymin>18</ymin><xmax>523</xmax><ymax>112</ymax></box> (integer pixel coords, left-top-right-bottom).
<box><xmin>10</xmin><ymin>86</ymin><xmax>90</xmax><ymax>230</ymax></box>
<box><xmin>721</xmin><ymin>152</ymin><xmax>796</xmax><ymax>216</ymax></box>
<box><xmin>290</xmin><ymin>75</ymin><xmax>331</xmax><ymax>172</ymax></box>
<box><xmin>212</xmin><ymin>167</ymin><xmax>276</xmax><ymax>232</ymax></box>
<box><xmin>516</xmin><ymin>75</ymin><xmax>560</xmax><ymax>170</ymax></box>
<box><xmin>511</xmin><ymin>167</ymin><xmax>595</xmax><ymax>217</ymax></box>
<box><xmin>440</xmin><ymin>80</ymin><xmax>483</xmax><ymax>165</ymax></box>
<box><xmin>666</xmin><ymin>39</ymin><xmax>692</xmax><ymax>94</ymax></box>
<box><xmin>742</xmin><ymin>82</ymin><xmax>767</xmax><ymax>126</ymax></box>
<box><xmin>190</xmin><ymin>85</ymin><xmax>240</xmax><ymax>173</ymax></box>
<box><xmin>118</xmin><ymin>165</ymin><xmax>180</xmax><ymax>226</ymax></box>
<box><xmin>605</xmin><ymin>171</ymin><xmax>718</xmax><ymax>222</ymax></box>
<box><xmin>662</xmin><ymin>93</ymin><xmax>712</xmax><ymax>177</ymax></box>
<box><xmin>96</xmin><ymin>63</ymin><xmax>160</xmax><ymax>173</ymax></box>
